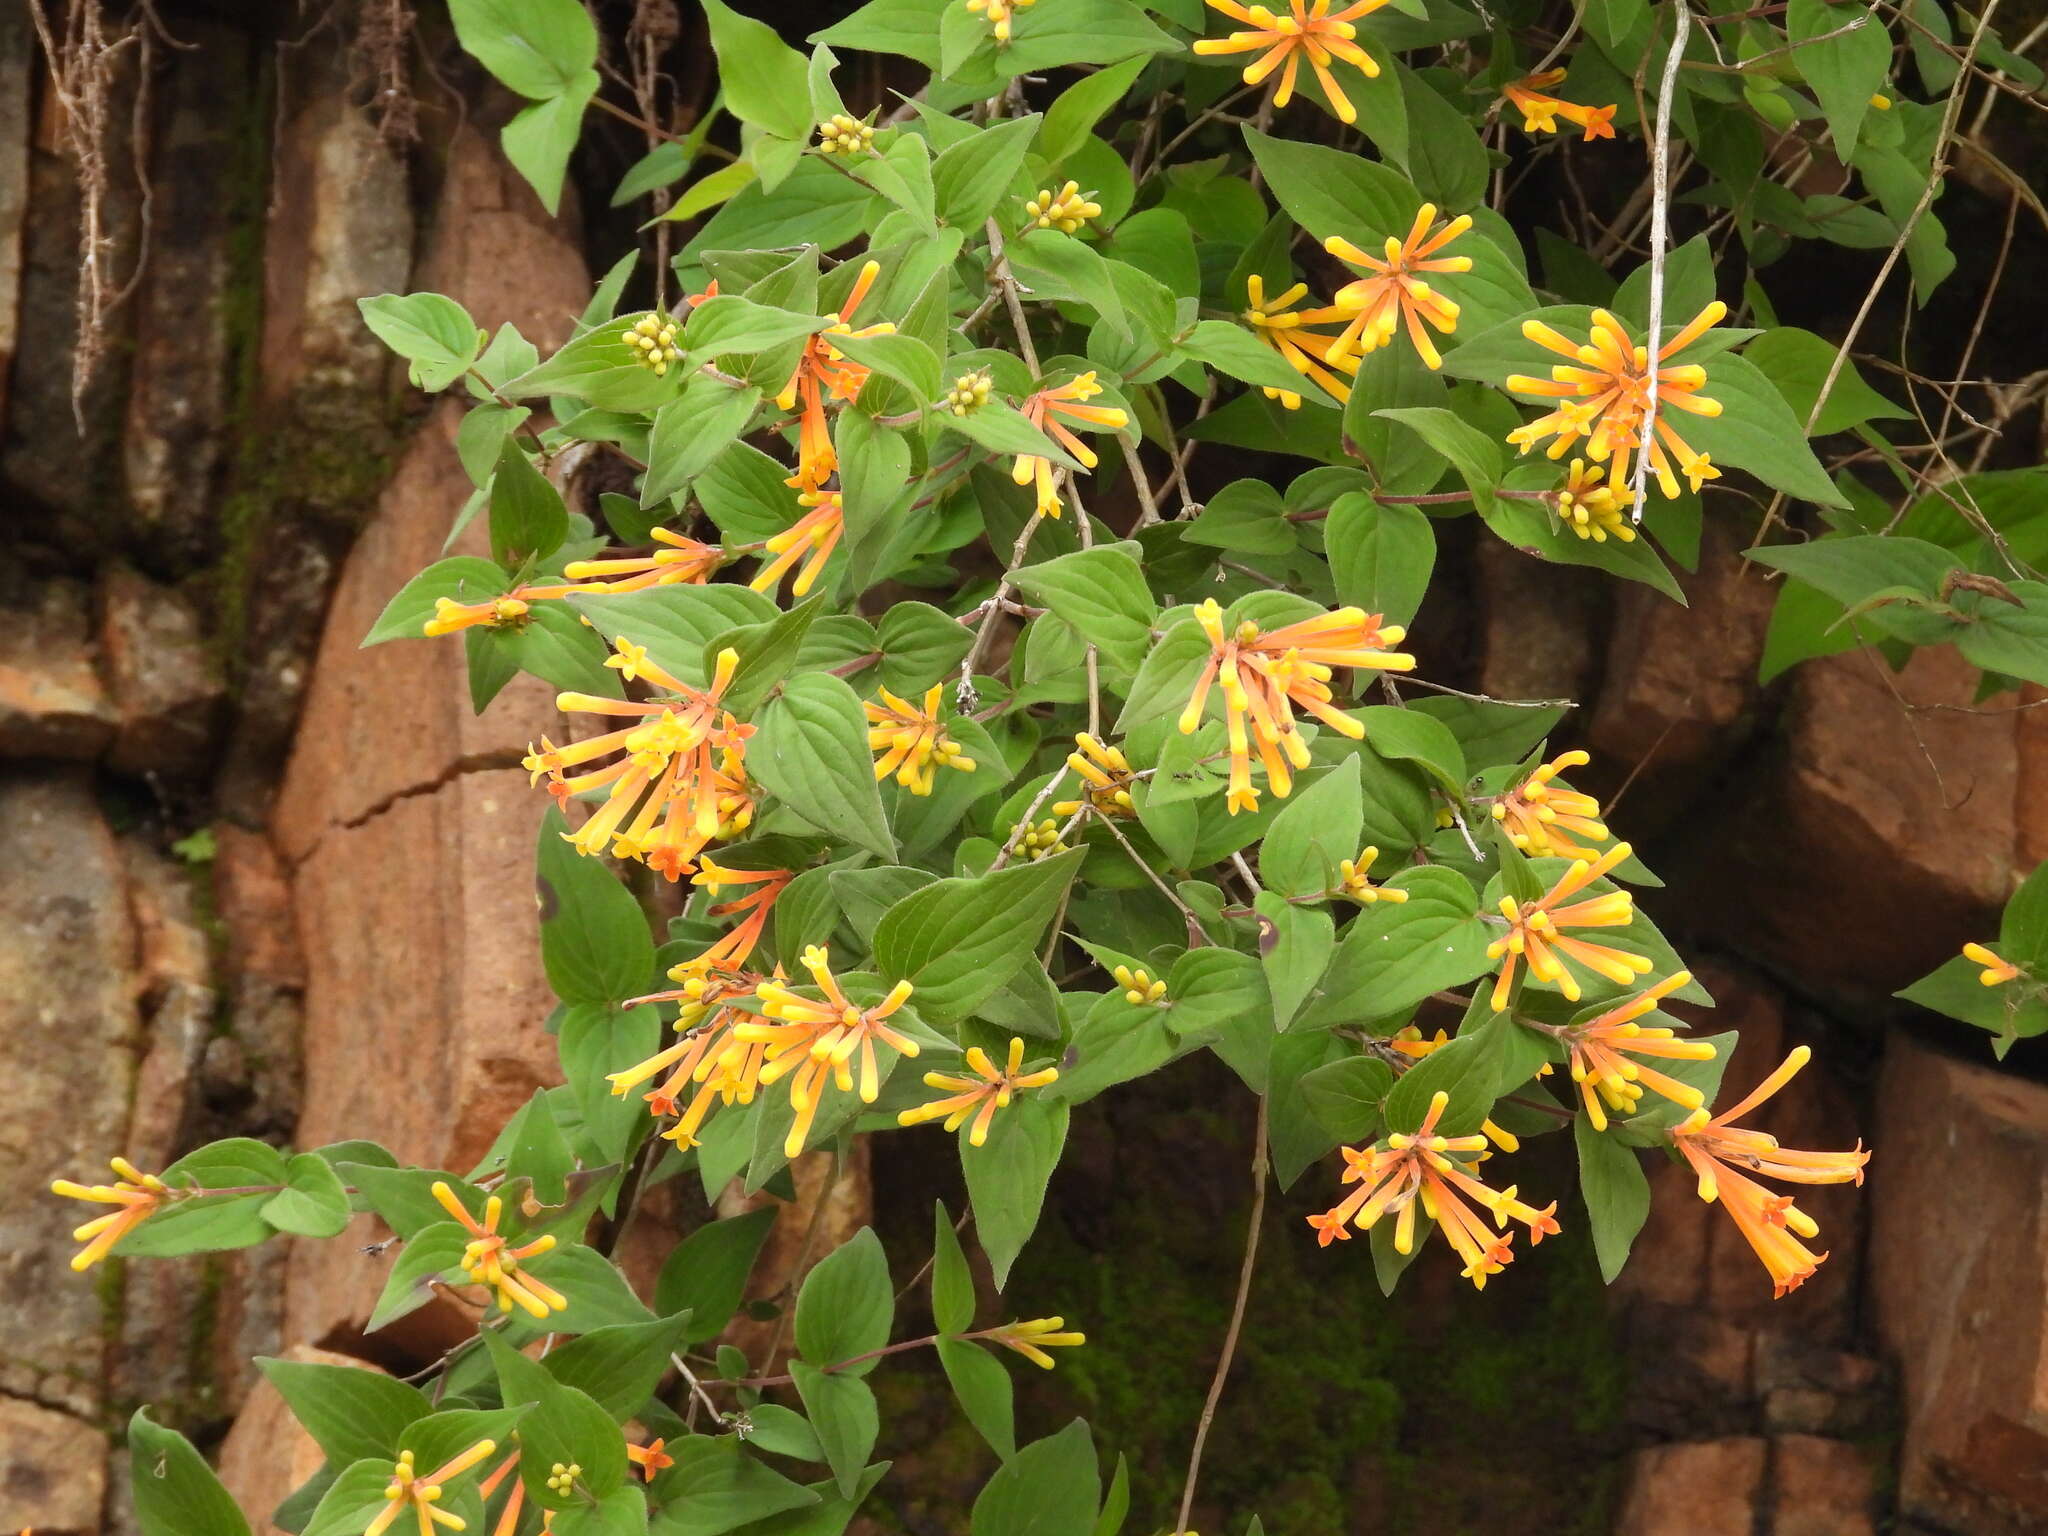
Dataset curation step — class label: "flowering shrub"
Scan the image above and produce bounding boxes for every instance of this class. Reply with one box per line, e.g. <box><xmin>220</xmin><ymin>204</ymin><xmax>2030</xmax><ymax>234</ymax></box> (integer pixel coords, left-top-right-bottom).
<box><xmin>60</xmin><ymin>0</ymin><xmax>2048</xmax><ymax>1530</ymax></box>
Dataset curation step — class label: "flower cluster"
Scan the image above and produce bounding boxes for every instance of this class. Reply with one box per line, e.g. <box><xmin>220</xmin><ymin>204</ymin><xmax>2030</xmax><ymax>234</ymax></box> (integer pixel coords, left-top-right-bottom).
<box><xmin>1562</xmin><ymin>971</ymin><xmax>1712</xmax><ymax>1130</ymax></box>
<box><xmin>1243</xmin><ymin>275</ymin><xmax>1359</xmax><ymax>409</ymax></box>
<box><xmin>366</xmin><ymin>1441</ymin><xmax>498</xmax><ymax>1536</ymax></box>
<box><xmin>945</xmin><ymin>370</ymin><xmax>992</xmax><ymax>416</ymax></box>
<box><xmin>740</xmin><ymin>947</ymin><xmax>921</xmax><ymax>1157</ymax></box>
<box><xmin>1553</xmin><ymin>459</ymin><xmax>1634</xmax><ymax>542</ymax></box>
<box><xmin>1025</xmin><ymin>181</ymin><xmax>1103</xmax><ymax>234</ymax></box>
<box><xmin>522</xmin><ymin>643</ymin><xmax>754</xmax><ymax>880</ymax></box>
<box><xmin>1490</xmin><ymin>748</ymin><xmax>1610</xmax><ymax>860</ymax></box>
<box><xmin>1962</xmin><ymin>940</ymin><xmax>2020</xmax><ymax>985</ymax></box>
<box><xmin>52</xmin><ymin>1156</ymin><xmax>168</xmax><ymax>1271</ymax></box>
<box><xmin>779</xmin><ymin>260</ymin><xmax>892</xmax><ymax>494</ymax></box>
<box><xmin>816</xmin><ymin>113</ymin><xmax>875</xmax><ymax>154</ymax></box>
<box><xmin>1486</xmin><ymin>842</ymin><xmax>1652</xmax><ymax>1009</ymax></box>
<box><xmin>1507</xmin><ymin>303</ymin><xmax>1728</xmax><ymax>499</ymax></box>
<box><xmin>1324</xmin><ymin>204</ymin><xmax>1475</xmax><ymax>371</ymax></box>
<box><xmin>626</xmin><ymin>312</ymin><xmax>682</xmax><ymax>374</ymax></box>
<box><xmin>1309</xmin><ymin>1090</ymin><xmax>1560</xmax><ymax>1287</ymax></box>
<box><xmin>1053</xmin><ymin>733</ymin><xmax>1138</xmax><ymax>818</ymax></box>
<box><xmin>965</xmin><ymin>0</ymin><xmax>1034</xmax><ymax>41</ymax></box>
<box><xmin>898</xmin><ymin>1037</ymin><xmax>1061</xmax><ymax>1145</ymax></box>
<box><xmin>1112</xmin><ymin>964</ymin><xmax>1167</xmax><ymax>1005</ymax></box>
<box><xmin>430</xmin><ymin>1183</ymin><xmax>566</xmax><ymax>1318</ymax></box>
<box><xmin>987</xmin><ymin>1316</ymin><xmax>1086</xmax><ymax>1368</ymax></box>
<box><xmin>865</xmin><ymin>684</ymin><xmax>977</xmax><ymax>795</ymax></box>
<box><xmin>1013</xmin><ymin>373</ymin><xmax>1128</xmax><ymax>516</ymax></box>
<box><xmin>1194</xmin><ymin>0</ymin><xmax>1391</xmax><ymax>123</ymax></box>
<box><xmin>1179</xmin><ymin>599</ymin><xmax>1413</xmax><ymax>814</ymax></box>
<box><xmin>1502</xmin><ymin>70</ymin><xmax>1618</xmax><ymax>140</ymax></box>
<box><xmin>1336</xmin><ymin>845</ymin><xmax>1406</xmax><ymax>903</ymax></box>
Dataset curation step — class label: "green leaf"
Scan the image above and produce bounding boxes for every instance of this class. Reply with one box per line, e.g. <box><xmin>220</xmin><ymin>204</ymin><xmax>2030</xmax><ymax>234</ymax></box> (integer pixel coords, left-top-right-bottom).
<box><xmin>656</xmin><ymin>1206</ymin><xmax>778</xmax><ymax>1342</ymax></box>
<box><xmin>1259</xmin><ymin>896</ymin><xmax>1335</xmax><ymax>1035</ymax></box>
<box><xmin>363</xmin><ymin>556</ymin><xmax>508</xmax><ymax>645</ymax></box>
<box><xmin>715</xmin><ymin>595</ymin><xmax>824</xmax><ymax>716</ymax></box>
<box><xmin>559</xmin><ymin>1002</ymin><xmax>661</xmax><ymax>1163</ymax></box>
<box><xmin>1478</xmin><ymin>494</ymin><xmax>1684</xmax><ymax>603</ymax></box>
<box><xmin>872</xmin><ymin>851</ymin><xmax>1083</xmax><ymax>1023</ymax></box>
<box><xmin>938</xmin><ymin>1338</ymin><xmax>1017</xmax><ymax>1460</ymax></box>
<box><xmin>1293</xmin><ymin>866</ymin><xmax>1491</xmax><ymax>1028</ymax></box>
<box><xmin>487</xmin><ymin>1333</ymin><xmax>628</xmax><ymax>1507</ymax></box>
<box><xmin>794</xmin><ymin>1227</ymin><xmax>893</xmax><ymax>1374</ymax></box>
<box><xmin>262</xmin><ymin>1152</ymin><xmax>352</xmax><ymax>1238</ymax></box>
<box><xmin>1574</xmin><ymin>1115</ymin><xmax>1652</xmax><ymax>1283</ymax></box>
<box><xmin>1744</xmin><ymin>534</ymin><xmax>1953</xmax><ymax>627</ymax></box>
<box><xmin>811</xmin><ymin>0</ymin><xmax>949</xmax><ymax>68</ymax></box>
<box><xmin>1898</xmin><ymin>955</ymin><xmax>2048</xmax><ymax>1057</ymax></box>
<box><xmin>1039</xmin><ymin>56</ymin><xmax>1149</xmax><ymax>164</ymax></box>
<box><xmin>931</xmin><ymin>1200</ymin><xmax>975</xmax><ymax>1334</ymax></box>
<box><xmin>1267</xmin><ymin>1029</ymin><xmax>1352</xmax><ymax>1188</ymax></box>
<box><xmin>876</xmin><ymin>602</ymin><xmax>973</xmax><ymax>693</ymax></box>
<box><xmin>1325</xmin><ymin>495</ymin><xmax>1435</xmax><ymax>629</ymax></box>
<box><xmin>703</xmin><ymin>0</ymin><xmax>815</xmax><ymax>141</ymax></box>
<box><xmin>536</xmin><ymin>809</ymin><xmax>657</xmax><ymax>1005</ymax></box>
<box><xmin>1789</xmin><ymin>0</ymin><xmax>1890</xmax><ymax>159</ymax></box>
<box><xmin>129</xmin><ymin>1408</ymin><xmax>254</xmax><ymax>1536</ymax></box>
<box><xmin>358</xmin><ymin>293</ymin><xmax>481</xmax><ymax>391</ymax></box>
<box><xmin>931</xmin><ymin>116</ymin><xmax>1040</xmax><ymax>228</ymax></box>
<box><xmin>501</xmin><ymin>71</ymin><xmax>597</xmax><ymax>216</ymax></box>
<box><xmin>1397</xmin><ymin>66</ymin><xmax>1489</xmax><ymax>210</ymax></box>
<box><xmin>1299</xmin><ymin>1054</ymin><xmax>1395</xmax><ymax>1144</ymax></box>
<box><xmin>365</xmin><ymin>1222</ymin><xmax>470</xmax><ymax>1331</ymax></box>
<box><xmin>685</xmin><ymin>294</ymin><xmax>825</xmax><ymax>359</ymax></box>
<box><xmin>642</xmin><ymin>375</ymin><xmax>764</xmax><ymax>507</ymax></box>
<box><xmin>1745</xmin><ymin>325</ymin><xmax>1908</xmax><ymax>436</ymax></box>
<box><xmin>652</xmin><ymin>1436</ymin><xmax>821</xmax><ymax>1533</ymax></box>
<box><xmin>1372</xmin><ymin>406</ymin><xmax>1503</xmax><ymax>513</ymax></box>
<box><xmin>961</xmin><ymin>1096</ymin><xmax>1068</xmax><ymax>1289</ymax></box>
<box><xmin>572</xmin><ymin>584</ymin><xmax>779</xmax><ymax>687</ymax></box>
<box><xmin>788</xmin><ymin>1364</ymin><xmax>878</xmax><ymax>1498</ymax></box>
<box><xmin>116</xmin><ymin>1138</ymin><xmax>287</xmax><ymax>1258</ymax></box>
<box><xmin>1113</xmin><ymin>614</ymin><xmax>1211</xmax><ymax>732</ymax></box>
<box><xmin>1183</xmin><ymin>480</ymin><xmax>1295</xmax><ymax>557</ymax></box>
<box><xmin>1011</xmin><ymin>544</ymin><xmax>1158</xmax><ymax>671</ymax></box>
<box><xmin>489</xmin><ymin>436</ymin><xmax>569</xmax><ymax>566</ymax></box>
<box><xmin>834</xmin><ymin>330</ymin><xmax>944</xmax><ymax>407</ymax></box>
<box><xmin>256</xmin><ymin>1358</ymin><xmax>430</xmax><ymax>1467</ymax></box>
<box><xmin>448</xmin><ymin>0</ymin><xmax>598</xmax><ymax>98</ymax></box>
<box><xmin>751</xmin><ymin>673</ymin><xmax>898</xmax><ymax>860</ymax></box>
<box><xmin>544</xmin><ymin>1315</ymin><xmax>693</xmax><ymax>1422</ymax></box>
<box><xmin>970</xmin><ymin>1419</ymin><xmax>1100</xmax><ymax>1536</ymax></box>
<box><xmin>1258</xmin><ymin>758</ymin><xmax>1363</xmax><ymax>897</ymax></box>
<box><xmin>1669</xmin><ymin>350</ymin><xmax>1848</xmax><ymax>508</ymax></box>
<box><xmin>1000</xmin><ymin>0</ymin><xmax>1178</xmax><ymax>73</ymax></box>
<box><xmin>1176</xmin><ymin>318</ymin><xmax>1319</xmax><ymax>396</ymax></box>
<box><xmin>1354</xmin><ymin>705</ymin><xmax>1466</xmax><ymax>794</ymax></box>
<box><xmin>1382</xmin><ymin>1015</ymin><xmax>1504</xmax><ymax>1136</ymax></box>
<box><xmin>1243</xmin><ymin>126</ymin><xmax>1418</xmax><ymax>248</ymax></box>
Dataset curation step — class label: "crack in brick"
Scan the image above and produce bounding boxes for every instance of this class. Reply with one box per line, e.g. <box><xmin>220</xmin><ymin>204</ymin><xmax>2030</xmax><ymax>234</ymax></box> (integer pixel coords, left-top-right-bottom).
<box><xmin>285</xmin><ymin>749</ymin><xmax>528</xmax><ymax>867</ymax></box>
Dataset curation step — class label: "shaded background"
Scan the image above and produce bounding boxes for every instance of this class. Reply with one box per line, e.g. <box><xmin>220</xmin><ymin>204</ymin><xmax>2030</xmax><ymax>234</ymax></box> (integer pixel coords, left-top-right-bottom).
<box><xmin>3</xmin><ymin>2</ymin><xmax>2047</xmax><ymax>1532</ymax></box>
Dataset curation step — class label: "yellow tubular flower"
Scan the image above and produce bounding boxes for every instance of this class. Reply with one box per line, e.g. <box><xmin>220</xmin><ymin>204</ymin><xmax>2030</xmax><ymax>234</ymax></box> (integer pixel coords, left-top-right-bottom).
<box><xmin>1337</xmin><ymin>844</ymin><xmax>1407</xmax><ymax>903</ymax></box>
<box><xmin>1308</xmin><ymin>1090</ymin><xmax>1559</xmax><ymax>1287</ymax></box>
<box><xmin>752</xmin><ymin>487</ymin><xmax>844</xmax><ymax>599</ymax></box>
<box><xmin>1670</xmin><ymin>1047</ymin><xmax>1870</xmax><ymax>1297</ymax></box>
<box><xmin>1490</xmin><ymin>748</ymin><xmax>1610</xmax><ymax>860</ymax></box>
<box><xmin>521</xmin><ymin>643</ymin><xmax>755</xmax><ymax>881</ymax></box>
<box><xmin>778</xmin><ymin>260</ymin><xmax>892</xmax><ymax>493</ymax></box>
<box><xmin>424</xmin><ymin>593</ymin><xmax>531</xmax><ymax>637</ymax></box>
<box><xmin>965</xmin><ymin>0</ymin><xmax>1035</xmax><ymax>41</ymax></box>
<box><xmin>1564</xmin><ymin>972</ymin><xmax>1715</xmax><ymax>1131</ymax></box>
<box><xmin>987</xmin><ymin>1316</ymin><xmax>1087</xmax><ymax>1368</ymax></box>
<box><xmin>430</xmin><ymin>1183</ymin><xmax>566</xmax><ymax>1318</ymax></box>
<box><xmin>1025</xmin><ymin>181</ymin><xmax>1103</xmax><ymax>234</ymax></box>
<box><xmin>898</xmin><ymin>1037</ymin><xmax>1061</xmax><ymax>1145</ymax></box>
<box><xmin>1962</xmin><ymin>941</ymin><xmax>2021</xmax><ymax>986</ymax></box>
<box><xmin>739</xmin><ymin>946</ymin><xmax>922</xmax><ymax>1158</ymax></box>
<box><xmin>1013</xmin><ymin>372</ymin><xmax>1129</xmax><ymax>517</ymax></box>
<box><xmin>1052</xmin><ymin>733</ymin><xmax>1137</xmax><ymax>818</ymax></box>
<box><xmin>1554</xmin><ymin>459</ymin><xmax>1634</xmax><ymax>543</ymax></box>
<box><xmin>864</xmin><ymin>684</ymin><xmax>977</xmax><ymax>795</ymax></box>
<box><xmin>1506</xmin><ymin>303</ymin><xmax>1727</xmax><ymax>500</ymax></box>
<box><xmin>1501</xmin><ymin>70</ymin><xmax>1617</xmax><ymax>139</ymax></box>
<box><xmin>1324</xmin><ymin>204</ymin><xmax>1475</xmax><ymax>371</ymax></box>
<box><xmin>1111</xmin><ymin>964</ymin><xmax>1168</xmax><ymax>1005</ymax></box>
<box><xmin>1243</xmin><ymin>275</ymin><xmax>1361</xmax><ymax>409</ymax></box>
<box><xmin>561</xmin><ymin>528</ymin><xmax>725</xmax><ymax>592</ymax></box>
<box><xmin>1192</xmin><ymin>0</ymin><xmax>1391</xmax><ymax>123</ymax></box>
<box><xmin>626</xmin><ymin>312</ymin><xmax>682</xmax><ymax>374</ymax></box>
<box><xmin>51</xmin><ymin>1157</ymin><xmax>169</xmax><ymax>1271</ymax></box>
<box><xmin>365</xmin><ymin>1441</ymin><xmax>500</xmax><ymax>1536</ymax></box>
<box><xmin>1486</xmin><ymin>842</ymin><xmax>1653</xmax><ymax>1011</ymax></box>
<box><xmin>1178</xmin><ymin>599</ymin><xmax>1414</xmax><ymax>815</ymax></box>
<box><xmin>817</xmin><ymin>113</ymin><xmax>875</xmax><ymax>154</ymax></box>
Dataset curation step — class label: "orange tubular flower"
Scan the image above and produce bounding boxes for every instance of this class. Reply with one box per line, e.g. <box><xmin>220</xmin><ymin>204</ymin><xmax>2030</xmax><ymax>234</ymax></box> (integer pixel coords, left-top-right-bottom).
<box><xmin>1324</xmin><ymin>204</ymin><xmax>1475</xmax><ymax>371</ymax></box>
<box><xmin>778</xmin><ymin>260</ymin><xmax>892</xmax><ymax>493</ymax></box>
<box><xmin>1307</xmin><ymin>1090</ymin><xmax>1559</xmax><ymax>1287</ymax></box>
<box><xmin>1502</xmin><ymin>69</ymin><xmax>1618</xmax><ymax>140</ymax></box>
<box><xmin>1564</xmin><ymin>971</ymin><xmax>1716</xmax><ymax>1131</ymax></box>
<box><xmin>1486</xmin><ymin>842</ymin><xmax>1654</xmax><ymax>1011</ymax></box>
<box><xmin>429</xmin><ymin>1183</ymin><xmax>566</xmax><ymax>1318</ymax></box>
<box><xmin>1192</xmin><ymin>0</ymin><xmax>1390</xmax><ymax>123</ymax></box>
<box><xmin>1244</xmin><ymin>275</ymin><xmax>1361</xmax><ymax>409</ymax></box>
<box><xmin>865</xmin><ymin>684</ymin><xmax>977</xmax><ymax>795</ymax></box>
<box><xmin>1052</xmin><ymin>733</ymin><xmax>1137</xmax><ymax>819</ymax></box>
<box><xmin>1013</xmin><ymin>372</ymin><xmax>1128</xmax><ymax>517</ymax></box>
<box><xmin>1962</xmin><ymin>941</ymin><xmax>2021</xmax><ymax>985</ymax></box>
<box><xmin>1491</xmin><ymin>748</ymin><xmax>1611</xmax><ymax>860</ymax></box>
<box><xmin>898</xmin><ymin>1036</ymin><xmax>1060</xmax><ymax>1145</ymax></box>
<box><xmin>1178</xmin><ymin>598</ymin><xmax>1414</xmax><ymax>815</ymax></box>
<box><xmin>1671</xmin><ymin>1046</ymin><xmax>1871</xmax><ymax>1296</ymax></box>
<box><xmin>561</xmin><ymin>529</ymin><xmax>725</xmax><ymax>592</ymax></box>
<box><xmin>522</xmin><ymin>643</ymin><xmax>755</xmax><ymax>880</ymax></box>
<box><xmin>366</xmin><ymin>1440</ymin><xmax>500</xmax><ymax>1536</ymax></box>
<box><xmin>51</xmin><ymin>1157</ymin><xmax>169</xmax><ymax>1271</ymax></box>
<box><xmin>739</xmin><ymin>946</ymin><xmax>922</xmax><ymax>1158</ymax></box>
<box><xmin>1506</xmin><ymin>303</ymin><xmax>1727</xmax><ymax>500</ymax></box>
<box><xmin>751</xmin><ymin>488</ymin><xmax>843</xmax><ymax>599</ymax></box>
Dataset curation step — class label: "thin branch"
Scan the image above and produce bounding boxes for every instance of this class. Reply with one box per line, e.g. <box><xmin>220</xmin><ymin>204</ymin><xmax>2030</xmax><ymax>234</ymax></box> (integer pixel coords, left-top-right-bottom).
<box><xmin>1628</xmin><ymin>0</ymin><xmax>1693</xmax><ymax>524</ymax></box>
